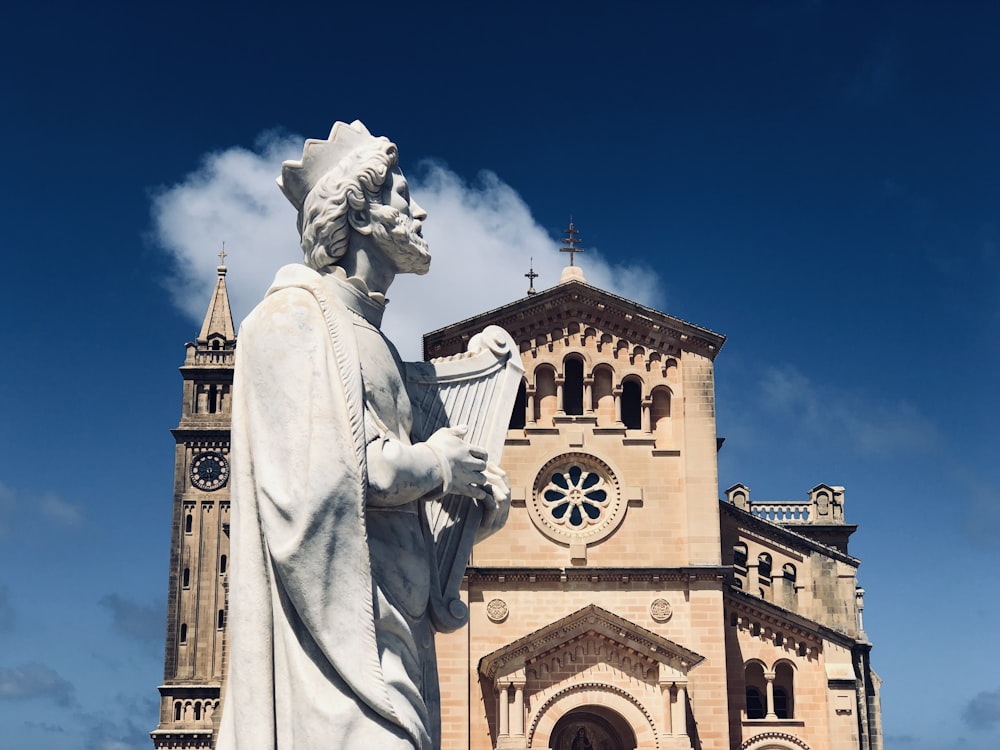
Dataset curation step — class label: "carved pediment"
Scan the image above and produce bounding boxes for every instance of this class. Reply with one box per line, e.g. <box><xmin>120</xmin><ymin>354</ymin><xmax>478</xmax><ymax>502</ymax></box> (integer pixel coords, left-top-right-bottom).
<box><xmin>478</xmin><ymin>604</ymin><xmax>704</xmax><ymax>684</ymax></box>
<box><xmin>424</xmin><ymin>279</ymin><xmax>725</xmax><ymax>363</ymax></box>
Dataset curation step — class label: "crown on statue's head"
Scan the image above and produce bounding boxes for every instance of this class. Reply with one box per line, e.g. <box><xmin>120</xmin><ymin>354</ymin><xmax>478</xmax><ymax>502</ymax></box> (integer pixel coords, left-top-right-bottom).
<box><xmin>277</xmin><ymin>120</ymin><xmax>386</xmax><ymax>211</ymax></box>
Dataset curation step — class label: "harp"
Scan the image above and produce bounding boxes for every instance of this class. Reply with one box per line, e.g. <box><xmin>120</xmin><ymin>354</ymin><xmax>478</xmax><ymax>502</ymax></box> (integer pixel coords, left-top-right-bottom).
<box><xmin>406</xmin><ymin>325</ymin><xmax>524</xmax><ymax>633</ymax></box>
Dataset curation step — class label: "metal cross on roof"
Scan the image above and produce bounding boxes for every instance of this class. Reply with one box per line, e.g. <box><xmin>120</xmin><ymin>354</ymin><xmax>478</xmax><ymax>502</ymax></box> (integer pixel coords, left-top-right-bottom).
<box><xmin>525</xmin><ymin>258</ymin><xmax>539</xmax><ymax>296</ymax></box>
<box><xmin>218</xmin><ymin>243</ymin><xmax>228</xmax><ymax>266</ymax></box>
<box><xmin>560</xmin><ymin>220</ymin><xmax>584</xmax><ymax>266</ymax></box>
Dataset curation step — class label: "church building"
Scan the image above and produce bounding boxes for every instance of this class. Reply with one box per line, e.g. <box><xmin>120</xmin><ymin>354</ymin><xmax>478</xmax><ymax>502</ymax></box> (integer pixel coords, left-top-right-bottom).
<box><xmin>151</xmin><ymin>235</ymin><xmax>881</xmax><ymax>750</ymax></box>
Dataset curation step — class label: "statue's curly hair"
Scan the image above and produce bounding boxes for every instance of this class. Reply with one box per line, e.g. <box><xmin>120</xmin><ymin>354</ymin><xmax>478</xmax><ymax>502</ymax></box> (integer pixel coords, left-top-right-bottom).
<box><xmin>298</xmin><ymin>137</ymin><xmax>399</xmax><ymax>271</ymax></box>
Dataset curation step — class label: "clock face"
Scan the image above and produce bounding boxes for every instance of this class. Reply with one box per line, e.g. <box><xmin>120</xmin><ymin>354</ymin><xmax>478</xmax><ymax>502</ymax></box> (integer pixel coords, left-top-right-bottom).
<box><xmin>190</xmin><ymin>452</ymin><xmax>229</xmax><ymax>491</ymax></box>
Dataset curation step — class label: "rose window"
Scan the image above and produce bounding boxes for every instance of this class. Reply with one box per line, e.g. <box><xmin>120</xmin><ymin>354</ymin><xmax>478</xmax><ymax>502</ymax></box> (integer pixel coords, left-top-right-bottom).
<box><xmin>542</xmin><ymin>464</ymin><xmax>609</xmax><ymax>528</ymax></box>
<box><xmin>527</xmin><ymin>453</ymin><xmax>625</xmax><ymax>546</ymax></box>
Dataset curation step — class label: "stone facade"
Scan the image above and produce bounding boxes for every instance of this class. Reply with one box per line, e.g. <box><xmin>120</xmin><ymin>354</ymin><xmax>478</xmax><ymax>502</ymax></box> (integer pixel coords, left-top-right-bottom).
<box><xmin>152</xmin><ymin>262</ymin><xmax>881</xmax><ymax>750</ymax></box>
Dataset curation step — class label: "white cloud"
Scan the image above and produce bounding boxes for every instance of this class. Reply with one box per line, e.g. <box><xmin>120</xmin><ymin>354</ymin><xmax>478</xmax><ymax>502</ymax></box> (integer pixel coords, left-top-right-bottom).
<box><xmin>755</xmin><ymin>364</ymin><xmax>939</xmax><ymax>457</ymax></box>
<box><xmin>0</xmin><ymin>663</ymin><xmax>75</xmax><ymax>706</ymax></box>
<box><xmin>150</xmin><ymin>134</ymin><xmax>662</xmax><ymax>360</ymax></box>
<box><xmin>38</xmin><ymin>493</ymin><xmax>84</xmax><ymax>527</ymax></box>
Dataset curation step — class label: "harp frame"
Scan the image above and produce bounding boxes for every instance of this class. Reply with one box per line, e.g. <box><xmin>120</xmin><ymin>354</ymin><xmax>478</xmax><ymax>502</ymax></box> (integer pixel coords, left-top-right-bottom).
<box><xmin>405</xmin><ymin>325</ymin><xmax>524</xmax><ymax>632</ymax></box>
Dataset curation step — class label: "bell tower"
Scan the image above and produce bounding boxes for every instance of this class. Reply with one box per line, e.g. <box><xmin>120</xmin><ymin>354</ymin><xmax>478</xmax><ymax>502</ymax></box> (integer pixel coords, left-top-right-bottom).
<box><xmin>152</xmin><ymin>255</ymin><xmax>236</xmax><ymax>749</ymax></box>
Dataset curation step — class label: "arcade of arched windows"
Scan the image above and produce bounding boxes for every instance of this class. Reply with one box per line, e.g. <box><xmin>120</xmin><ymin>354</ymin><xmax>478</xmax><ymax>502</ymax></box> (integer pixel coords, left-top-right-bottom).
<box><xmin>510</xmin><ymin>351</ymin><xmax>677</xmax><ymax>447</ymax></box>
<box><xmin>730</xmin><ymin>541</ymin><xmax>800</xmax><ymax>609</ymax></box>
<box><xmin>743</xmin><ymin>659</ymin><xmax>796</xmax><ymax>721</ymax></box>
<box><xmin>171</xmin><ymin>698</ymin><xmax>220</xmax><ymax>725</ymax></box>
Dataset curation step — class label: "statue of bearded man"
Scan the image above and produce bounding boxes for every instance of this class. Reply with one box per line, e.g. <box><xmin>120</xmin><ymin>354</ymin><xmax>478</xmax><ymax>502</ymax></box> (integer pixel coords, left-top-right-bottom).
<box><xmin>216</xmin><ymin>121</ymin><xmax>510</xmax><ymax>750</ymax></box>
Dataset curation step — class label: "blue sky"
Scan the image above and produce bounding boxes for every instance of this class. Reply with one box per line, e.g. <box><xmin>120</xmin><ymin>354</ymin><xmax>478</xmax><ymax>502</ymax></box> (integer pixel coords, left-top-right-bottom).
<box><xmin>1</xmin><ymin>1</ymin><xmax>998</xmax><ymax>748</ymax></box>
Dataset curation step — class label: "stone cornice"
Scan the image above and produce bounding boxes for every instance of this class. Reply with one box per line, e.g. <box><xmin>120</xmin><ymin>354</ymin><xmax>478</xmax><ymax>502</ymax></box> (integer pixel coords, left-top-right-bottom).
<box><xmin>468</xmin><ymin>566</ymin><xmax>728</xmax><ymax>585</ymax></box>
<box><xmin>423</xmin><ymin>280</ymin><xmax>726</xmax><ymax>361</ymax></box>
<box><xmin>725</xmin><ymin>587</ymin><xmax>859</xmax><ymax>650</ymax></box>
<box><xmin>721</xmin><ymin>502</ymin><xmax>860</xmax><ymax>566</ymax></box>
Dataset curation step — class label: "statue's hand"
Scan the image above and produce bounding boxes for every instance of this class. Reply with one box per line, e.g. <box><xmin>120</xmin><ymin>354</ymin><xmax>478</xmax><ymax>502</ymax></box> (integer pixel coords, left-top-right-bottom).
<box><xmin>425</xmin><ymin>426</ymin><xmax>490</xmax><ymax>500</ymax></box>
<box><xmin>477</xmin><ymin>462</ymin><xmax>511</xmax><ymax>541</ymax></box>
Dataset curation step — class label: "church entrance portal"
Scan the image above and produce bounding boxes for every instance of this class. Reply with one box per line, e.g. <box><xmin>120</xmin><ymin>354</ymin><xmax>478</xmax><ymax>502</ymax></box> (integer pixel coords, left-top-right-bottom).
<box><xmin>549</xmin><ymin>706</ymin><xmax>637</xmax><ymax>750</ymax></box>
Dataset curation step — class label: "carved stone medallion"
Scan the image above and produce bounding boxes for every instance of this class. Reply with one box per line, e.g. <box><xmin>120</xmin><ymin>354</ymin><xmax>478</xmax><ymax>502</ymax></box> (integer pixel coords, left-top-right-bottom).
<box><xmin>486</xmin><ymin>598</ymin><xmax>509</xmax><ymax>623</ymax></box>
<box><xmin>649</xmin><ymin>598</ymin><xmax>673</xmax><ymax>623</ymax></box>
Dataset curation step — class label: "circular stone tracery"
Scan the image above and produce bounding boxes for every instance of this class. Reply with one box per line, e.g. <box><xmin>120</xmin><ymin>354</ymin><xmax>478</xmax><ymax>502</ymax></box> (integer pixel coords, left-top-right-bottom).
<box><xmin>528</xmin><ymin>453</ymin><xmax>624</xmax><ymax>545</ymax></box>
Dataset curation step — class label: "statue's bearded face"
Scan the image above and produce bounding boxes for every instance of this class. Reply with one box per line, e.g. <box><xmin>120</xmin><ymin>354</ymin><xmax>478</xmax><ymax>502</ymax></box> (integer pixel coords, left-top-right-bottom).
<box><xmin>368</xmin><ymin>167</ymin><xmax>431</xmax><ymax>276</ymax></box>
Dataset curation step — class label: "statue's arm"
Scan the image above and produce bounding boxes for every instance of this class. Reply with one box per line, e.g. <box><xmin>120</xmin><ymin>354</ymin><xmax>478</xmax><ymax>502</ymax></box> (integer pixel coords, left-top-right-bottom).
<box><xmin>367</xmin><ymin>423</ymin><xmax>495</xmax><ymax>507</ymax></box>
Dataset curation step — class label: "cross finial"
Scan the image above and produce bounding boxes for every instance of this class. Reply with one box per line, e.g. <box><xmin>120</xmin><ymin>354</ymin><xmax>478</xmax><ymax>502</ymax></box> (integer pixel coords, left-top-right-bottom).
<box><xmin>560</xmin><ymin>218</ymin><xmax>584</xmax><ymax>266</ymax></box>
<box><xmin>525</xmin><ymin>257</ymin><xmax>539</xmax><ymax>296</ymax></box>
<box><xmin>218</xmin><ymin>242</ymin><xmax>228</xmax><ymax>266</ymax></box>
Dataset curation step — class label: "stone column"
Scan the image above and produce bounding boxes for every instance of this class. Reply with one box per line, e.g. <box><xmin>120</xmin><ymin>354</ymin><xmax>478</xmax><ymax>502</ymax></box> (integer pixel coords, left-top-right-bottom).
<box><xmin>613</xmin><ymin>386</ymin><xmax>623</xmax><ymax>425</ymax></box>
<box><xmin>498</xmin><ymin>682</ymin><xmax>509</xmax><ymax>737</ymax></box>
<box><xmin>512</xmin><ymin>680</ymin><xmax>526</xmax><ymax>736</ymax></box>
<box><xmin>526</xmin><ymin>386</ymin><xmax>536</xmax><ymax>426</ymax></box>
<box><xmin>764</xmin><ymin>670</ymin><xmax>777</xmax><ymax>720</ymax></box>
<box><xmin>671</xmin><ymin>682</ymin><xmax>688</xmax><ymax>738</ymax></box>
<box><xmin>583</xmin><ymin>376</ymin><xmax>594</xmax><ymax>414</ymax></box>
<box><xmin>641</xmin><ymin>395</ymin><xmax>652</xmax><ymax>433</ymax></box>
<box><xmin>555</xmin><ymin>375</ymin><xmax>565</xmax><ymax>415</ymax></box>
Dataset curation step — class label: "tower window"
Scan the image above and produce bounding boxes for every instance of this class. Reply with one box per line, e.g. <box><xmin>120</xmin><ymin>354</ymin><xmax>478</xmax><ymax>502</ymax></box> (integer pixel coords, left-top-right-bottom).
<box><xmin>621</xmin><ymin>379</ymin><xmax>642</xmax><ymax>429</ymax></box>
<box><xmin>509</xmin><ymin>379</ymin><xmax>527</xmax><ymax>429</ymax></box>
<box><xmin>182</xmin><ymin>567</ymin><xmax>190</xmax><ymax>588</ymax></box>
<box><xmin>218</xmin><ymin>609</ymin><xmax>225</xmax><ymax>629</ymax></box>
<box><xmin>185</xmin><ymin>513</ymin><xmax>193</xmax><ymax>534</ymax></box>
<box><xmin>220</xmin><ymin>554</ymin><xmax>227</xmax><ymax>574</ymax></box>
<box><xmin>179</xmin><ymin>623</ymin><xmax>187</xmax><ymax>644</ymax></box>
<box><xmin>758</xmin><ymin>553</ymin><xmax>772</xmax><ymax>583</ymax></box>
<box><xmin>563</xmin><ymin>357</ymin><xmax>584</xmax><ymax>415</ymax></box>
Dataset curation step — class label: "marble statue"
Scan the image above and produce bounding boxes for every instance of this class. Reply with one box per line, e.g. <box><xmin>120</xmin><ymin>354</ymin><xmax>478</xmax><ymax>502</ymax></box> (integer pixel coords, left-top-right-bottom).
<box><xmin>216</xmin><ymin>121</ymin><xmax>514</xmax><ymax>750</ymax></box>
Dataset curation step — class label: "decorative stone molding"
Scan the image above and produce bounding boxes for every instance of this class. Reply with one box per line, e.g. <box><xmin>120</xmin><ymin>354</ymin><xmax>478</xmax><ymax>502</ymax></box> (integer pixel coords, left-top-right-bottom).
<box><xmin>649</xmin><ymin>598</ymin><xmax>673</xmax><ymax>623</ymax></box>
<box><xmin>486</xmin><ymin>598</ymin><xmax>509</xmax><ymax>623</ymax></box>
<box><xmin>740</xmin><ymin>731</ymin><xmax>812</xmax><ymax>750</ymax></box>
<box><xmin>528</xmin><ymin>681</ymin><xmax>660</xmax><ymax>750</ymax></box>
<box><xmin>479</xmin><ymin>604</ymin><xmax>703</xmax><ymax>683</ymax></box>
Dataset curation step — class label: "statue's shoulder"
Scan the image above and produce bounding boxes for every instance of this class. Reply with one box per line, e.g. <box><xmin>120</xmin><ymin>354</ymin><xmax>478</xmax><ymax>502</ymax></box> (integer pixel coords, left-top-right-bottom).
<box><xmin>242</xmin><ymin>265</ymin><xmax>332</xmax><ymax>339</ymax></box>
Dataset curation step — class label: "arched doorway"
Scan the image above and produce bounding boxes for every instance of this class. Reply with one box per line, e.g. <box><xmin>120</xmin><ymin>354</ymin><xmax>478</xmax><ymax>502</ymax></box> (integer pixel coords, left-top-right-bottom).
<box><xmin>548</xmin><ymin>706</ymin><xmax>637</xmax><ymax>750</ymax></box>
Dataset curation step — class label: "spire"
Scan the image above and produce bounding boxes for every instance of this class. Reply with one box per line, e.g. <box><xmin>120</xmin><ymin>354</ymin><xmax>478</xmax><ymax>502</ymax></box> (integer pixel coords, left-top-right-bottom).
<box><xmin>558</xmin><ymin>218</ymin><xmax>587</xmax><ymax>284</ymax></box>
<box><xmin>525</xmin><ymin>258</ymin><xmax>538</xmax><ymax>296</ymax></box>
<box><xmin>198</xmin><ymin>247</ymin><xmax>236</xmax><ymax>344</ymax></box>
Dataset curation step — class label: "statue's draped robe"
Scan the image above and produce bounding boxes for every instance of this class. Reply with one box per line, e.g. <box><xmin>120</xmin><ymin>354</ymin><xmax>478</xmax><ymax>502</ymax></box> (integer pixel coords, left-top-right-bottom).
<box><xmin>217</xmin><ymin>264</ymin><xmax>437</xmax><ymax>750</ymax></box>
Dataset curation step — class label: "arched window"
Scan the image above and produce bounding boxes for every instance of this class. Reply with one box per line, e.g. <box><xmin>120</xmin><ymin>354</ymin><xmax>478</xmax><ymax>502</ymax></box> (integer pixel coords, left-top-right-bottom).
<box><xmin>563</xmin><ymin>357</ymin><xmax>584</xmax><ymax>415</ymax></box>
<box><xmin>185</xmin><ymin>513</ymin><xmax>193</xmax><ymax>534</ymax></box>
<box><xmin>194</xmin><ymin>703</ymin><xmax>202</xmax><ymax>721</ymax></box>
<box><xmin>182</xmin><ymin>567</ymin><xmax>190</xmax><ymax>589</ymax></box>
<box><xmin>509</xmin><ymin>379</ymin><xmax>527</xmax><ymax>429</ymax></box>
<box><xmin>733</xmin><ymin>543</ymin><xmax>748</xmax><ymax>570</ymax></box>
<box><xmin>774</xmin><ymin>662</ymin><xmax>795</xmax><ymax>719</ymax></box>
<box><xmin>179</xmin><ymin>623</ymin><xmax>187</xmax><ymax>644</ymax></box>
<box><xmin>650</xmin><ymin>386</ymin><xmax>671</xmax><ymax>445</ymax></box>
<box><xmin>535</xmin><ymin>366</ymin><xmax>557</xmax><ymax>425</ymax></box>
<box><xmin>591</xmin><ymin>366</ymin><xmax>614</xmax><ymax>424</ymax></box>
<box><xmin>219</xmin><ymin>554</ymin><xmax>227</xmax><ymax>574</ymax></box>
<box><xmin>744</xmin><ymin>662</ymin><xmax>767</xmax><ymax>719</ymax></box>
<box><xmin>783</xmin><ymin>563</ymin><xmax>797</xmax><ymax>583</ymax></box>
<box><xmin>174</xmin><ymin>701</ymin><xmax>181</xmax><ymax>721</ymax></box>
<box><xmin>758</xmin><ymin>553</ymin><xmax>772</xmax><ymax>584</ymax></box>
<box><xmin>208</xmin><ymin>384</ymin><xmax>219</xmax><ymax>414</ymax></box>
<box><xmin>218</xmin><ymin>609</ymin><xmax>226</xmax><ymax>629</ymax></box>
<box><xmin>621</xmin><ymin>378</ymin><xmax>642</xmax><ymax>430</ymax></box>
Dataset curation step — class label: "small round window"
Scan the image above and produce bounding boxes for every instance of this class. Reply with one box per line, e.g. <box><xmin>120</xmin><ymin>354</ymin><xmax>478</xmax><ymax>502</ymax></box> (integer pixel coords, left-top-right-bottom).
<box><xmin>528</xmin><ymin>453</ymin><xmax>625</xmax><ymax>545</ymax></box>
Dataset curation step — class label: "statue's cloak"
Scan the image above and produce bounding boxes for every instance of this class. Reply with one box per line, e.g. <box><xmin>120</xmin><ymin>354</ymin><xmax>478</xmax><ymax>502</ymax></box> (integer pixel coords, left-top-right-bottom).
<box><xmin>217</xmin><ymin>264</ymin><xmax>421</xmax><ymax>749</ymax></box>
